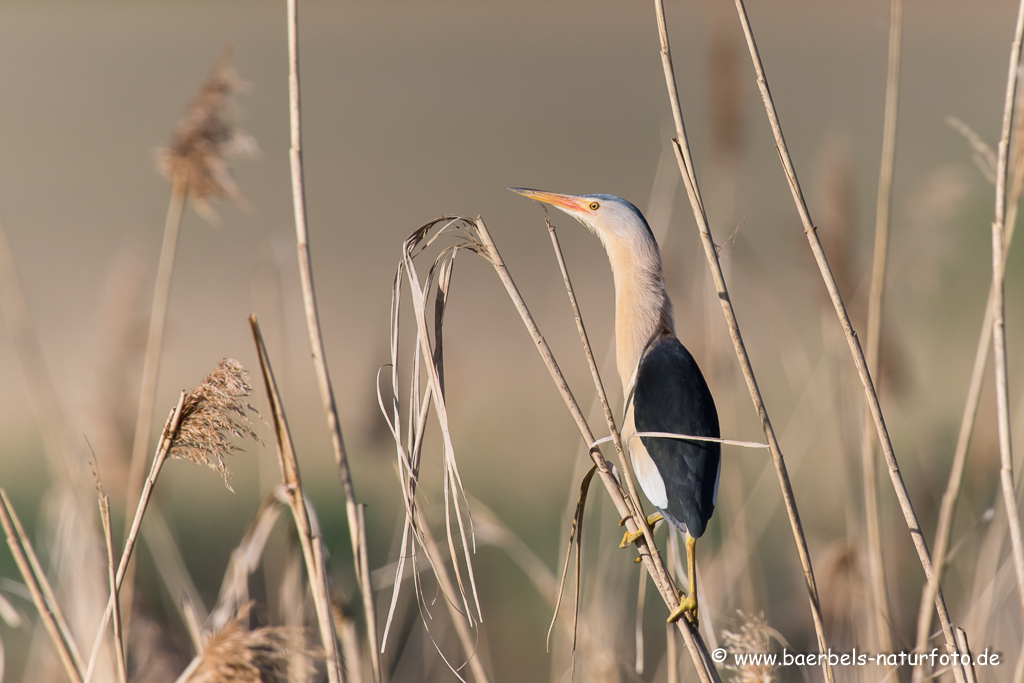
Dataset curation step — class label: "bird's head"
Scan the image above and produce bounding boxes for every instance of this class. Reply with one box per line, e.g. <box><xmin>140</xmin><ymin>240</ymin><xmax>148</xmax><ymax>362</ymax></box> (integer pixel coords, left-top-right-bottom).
<box><xmin>509</xmin><ymin>188</ymin><xmax>656</xmax><ymax>249</ymax></box>
<box><xmin>509</xmin><ymin>188</ymin><xmax>673</xmax><ymax>390</ymax></box>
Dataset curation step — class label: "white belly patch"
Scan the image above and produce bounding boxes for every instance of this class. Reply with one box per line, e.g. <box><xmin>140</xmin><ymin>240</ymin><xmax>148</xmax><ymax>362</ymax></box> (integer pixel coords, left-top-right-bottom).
<box><xmin>623</xmin><ymin>404</ymin><xmax>668</xmax><ymax>509</ymax></box>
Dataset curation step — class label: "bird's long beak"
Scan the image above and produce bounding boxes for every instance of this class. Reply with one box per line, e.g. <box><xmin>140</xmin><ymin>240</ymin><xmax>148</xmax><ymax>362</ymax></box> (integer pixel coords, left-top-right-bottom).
<box><xmin>508</xmin><ymin>187</ymin><xmax>589</xmax><ymax>214</ymax></box>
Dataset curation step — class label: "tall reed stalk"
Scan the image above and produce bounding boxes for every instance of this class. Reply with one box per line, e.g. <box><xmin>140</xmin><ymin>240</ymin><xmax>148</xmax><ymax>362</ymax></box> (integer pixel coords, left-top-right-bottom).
<box><xmin>283</xmin><ymin>3</ymin><xmax>380</xmax><ymax>678</ymax></box>
<box><xmin>729</xmin><ymin>0</ymin><xmax>965</xmax><ymax>677</ymax></box>
<box><xmin>859</xmin><ymin>0</ymin><xmax>901</xmax><ymax>657</ymax></box>
<box><xmin>987</xmin><ymin>1</ymin><xmax>1024</xmax><ymax>678</ymax></box>
<box><xmin>651</xmin><ymin>2</ymin><xmax>834</xmax><ymax>680</ymax></box>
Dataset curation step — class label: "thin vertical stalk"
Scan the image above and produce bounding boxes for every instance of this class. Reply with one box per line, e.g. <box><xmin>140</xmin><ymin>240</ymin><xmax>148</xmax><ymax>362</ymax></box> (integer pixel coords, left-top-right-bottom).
<box><xmin>98</xmin><ymin>495</ymin><xmax>127</xmax><ymax>683</ymax></box>
<box><xmin>730</xmin><ymin>0</ymin><xmax>964</xmax><ymax>676</ymax></box>
<box><xmin>914</xmin><ymin>192</ymin><xmax>1020</xmax><ymax>678</ymax></box>
<box><xmin>651</xmin><ymin>3</ymin><xmax>834</xmax><ymax>681</ymax></box>
<box><xmin>284</xmin><ymin>1</ymin><xmax>380</xmax><ymax>679</ymax></box>
<box><xmin>85</xmin><ymin>393</ymin><xmax>187</xmax><ymax>683</ymax></box>
<box><xmin>121</xmin><ymin>176</ymin><xmax>187</xmax><ymax>642</ymax></box>
<box><xmin>860</xmin><ymin>0</ymin><xmax>902</xmax><ymax>655</ymax></box>
<box><xmin>126</xmin><ymin>178</ymin><xmax>186</xmax><ymax>513</ymax></box>
<box><xmin>990</xmin><ymin>0</ymin><xmax>1024</xmax><ymax>673</ymax></box>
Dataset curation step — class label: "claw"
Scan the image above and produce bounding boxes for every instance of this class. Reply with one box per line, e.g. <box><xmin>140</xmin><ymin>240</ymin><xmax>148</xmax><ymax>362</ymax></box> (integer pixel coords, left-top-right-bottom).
<box><xmin>618</xmin><ymin>512</ymin><xmax>664</xmax><ymax>548</ymax></box>
<box><xmin>667</xmin><ymin>591</ymin><xmax>698</xmax><ymax>627</ymax></box>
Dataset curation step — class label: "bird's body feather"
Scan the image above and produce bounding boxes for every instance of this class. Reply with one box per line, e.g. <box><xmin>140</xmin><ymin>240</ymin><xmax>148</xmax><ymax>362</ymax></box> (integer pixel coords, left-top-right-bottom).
<box><xmin>629</xmin><ymin>333</ymin><xmax>720</xmax><ymax>538</ymax></box>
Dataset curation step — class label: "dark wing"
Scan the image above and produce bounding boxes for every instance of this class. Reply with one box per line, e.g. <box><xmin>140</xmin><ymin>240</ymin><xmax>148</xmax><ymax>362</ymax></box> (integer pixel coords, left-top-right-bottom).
<box><xmin>633</xmin><ymin>334</ymin><xmax>720</xmax><ymax>538</ymax></box>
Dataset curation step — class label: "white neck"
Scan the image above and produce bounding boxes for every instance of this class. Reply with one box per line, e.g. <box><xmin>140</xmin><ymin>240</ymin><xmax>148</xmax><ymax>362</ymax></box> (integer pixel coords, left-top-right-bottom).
<box><xmin>605</xmin><ymin>237</ymin><xmax>674</xmax><ymax>396</ymax></box>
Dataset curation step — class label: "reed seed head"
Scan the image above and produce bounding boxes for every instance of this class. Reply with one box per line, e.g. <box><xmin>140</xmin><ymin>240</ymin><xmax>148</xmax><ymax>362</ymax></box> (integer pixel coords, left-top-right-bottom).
<box><xmin>721</xmin><ymin>611</ymin><xmax>780</xmax><ymax>683</ymax></box>
<box><xmin>170</xmin><ymin>358</ymin><xmax>260</xmax><ymax>491</ymax></box>
<box><xmin>183</xmin><ymin>619</ymin><xmax>298</xmax><ymax>683</ymax></box>
<box><xmin>157</xmin><ymin>48</ymin><xmax>257</xmax><ymax>222</ymax></box>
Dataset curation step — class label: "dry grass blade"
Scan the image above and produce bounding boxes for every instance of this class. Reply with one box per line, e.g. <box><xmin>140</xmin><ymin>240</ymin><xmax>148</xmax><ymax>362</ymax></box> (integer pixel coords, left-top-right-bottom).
<box><xmin>249</xmin><ymin>316</ymin><xmax>343</xmax><ymax>683</ymax></box>
<box><xmin>727</xmin><ymin>0</ymin><xmax>965</xmax><ymax>675</ymax></box>
<box><xmin>547</xmin><ymin>464</ymin><xmax>597</xmax><ymax>674</ymax></box>
<box><xmin>947</xmin><ymin>117</ymin><xmax>998</xmax><ymax>183</ymax></box>
<box><xmin>401</xmin><ymin>233</ymin><xmax>482</xmax><ymax>626</ymax></box>
<box><xmin>635</xmin><ymin>558</ymin><xmax>648</xmax><ymax>676</ymax></box>
<box><xmin>651</xmin><ymin>2</ymin><xmax>833</xmax><ymax>678</ymax></box>
<box><xmin>0</xmin><ymin>490</ymin><xmax>83</xmax><ymax>683</ymax></box>
<box><xmin>381</xmin><ymin>218</ymin><xmax>491</xmax><ymax>683</ymax></box>
<box><xmin>96</xmin><ymin>488</ymin><xmax>127</xmax><ymax>683</ymax></box>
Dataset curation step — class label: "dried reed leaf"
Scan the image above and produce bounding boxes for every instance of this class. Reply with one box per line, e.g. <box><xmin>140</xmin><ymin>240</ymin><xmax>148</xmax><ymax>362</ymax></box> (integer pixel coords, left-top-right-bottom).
<box><xmin>547</xmin><ymin>463</ymin><xmax>597</xmax><ymax>674</ymax></box>
<box><xmin>157</xmin><ymin>48</ymin><xmax>257</xmax><ymax>222</ymax></box>
<box><xmin>380</xmin><ymin>218</ymin><xmax>491</xmax><ymax>683</ymax></box>
<box><xmin>170</xmin><ymin>358</ymin><xmax>260</xmax><ymax>490</ymax></box>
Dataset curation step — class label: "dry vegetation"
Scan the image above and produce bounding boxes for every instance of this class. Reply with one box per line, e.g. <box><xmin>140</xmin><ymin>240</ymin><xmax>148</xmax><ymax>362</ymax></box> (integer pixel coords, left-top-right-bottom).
<box><xmin>1</xmin><ymin>1</ymin><xmax>1023</xmax><ymax>683</ymax></box>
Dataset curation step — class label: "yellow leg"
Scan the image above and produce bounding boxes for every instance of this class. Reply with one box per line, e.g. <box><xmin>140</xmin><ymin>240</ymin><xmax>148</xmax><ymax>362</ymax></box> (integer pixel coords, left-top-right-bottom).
<box><xmin>667</xmin><ymin>535</ymin><xmax>698</xmax><ymax>627</ymax></box>
<box><xmin>619</xmin><ymin>512</ymin><xmax>664</xmax><ymax>548</ymax></box>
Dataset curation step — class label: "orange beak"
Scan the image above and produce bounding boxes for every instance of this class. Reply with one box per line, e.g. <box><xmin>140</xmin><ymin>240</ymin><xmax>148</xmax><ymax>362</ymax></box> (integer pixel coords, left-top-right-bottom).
<box><xmin>508</xmin><ymin>187</ymin><xmax>589</xmax><ymax>214</ymax></box>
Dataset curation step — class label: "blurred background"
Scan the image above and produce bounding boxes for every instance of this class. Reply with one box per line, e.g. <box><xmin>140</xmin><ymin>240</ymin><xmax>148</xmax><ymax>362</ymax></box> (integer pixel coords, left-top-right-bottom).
<box><xmin>0</xmin><ymin>0</ymin><xmax>1022</xmax><ymax>681</ymax></box>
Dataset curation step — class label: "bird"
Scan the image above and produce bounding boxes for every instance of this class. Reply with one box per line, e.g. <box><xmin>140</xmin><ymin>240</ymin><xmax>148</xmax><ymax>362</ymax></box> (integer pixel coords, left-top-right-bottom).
<box><xmin>510</xmin><ymin>188</ymin><xmax>720</xmax><ymax>625</ymax></box>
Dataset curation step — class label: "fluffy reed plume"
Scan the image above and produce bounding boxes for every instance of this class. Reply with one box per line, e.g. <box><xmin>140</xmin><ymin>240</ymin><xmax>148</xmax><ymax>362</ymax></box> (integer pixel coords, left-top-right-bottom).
<box><xmin>170</xmin><ymin>358</ymin><xmax>260</xmax><ymax>489</ymax></box>
<box><xmin>157</xmin><ymin>48</ymin><xmax>257</xmax><ymax>221</ymax></box>
<box><xmin>720</xmin><ymin>612</ymin><xmax>780</xmax><ymax>683</ymax></box>
<box><xmin>182</xmin><ymin>619</ymin><xmax>297</xmax><ymax>683</ymax></box>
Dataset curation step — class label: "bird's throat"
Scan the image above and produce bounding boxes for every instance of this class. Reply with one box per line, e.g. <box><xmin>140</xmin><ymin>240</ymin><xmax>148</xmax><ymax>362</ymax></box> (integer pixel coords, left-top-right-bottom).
<box><xmin>611</xmin><ymin>254</ymin><xmax>674</xmax><ymax>396</ymax></box>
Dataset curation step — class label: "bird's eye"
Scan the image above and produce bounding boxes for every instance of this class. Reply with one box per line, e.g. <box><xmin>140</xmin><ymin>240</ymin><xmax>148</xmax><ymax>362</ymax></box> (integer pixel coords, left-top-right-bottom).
<box><xmin>588</xmin><ymin>201</ymin><xmax>600</xmax><ymax>211</ymax></box>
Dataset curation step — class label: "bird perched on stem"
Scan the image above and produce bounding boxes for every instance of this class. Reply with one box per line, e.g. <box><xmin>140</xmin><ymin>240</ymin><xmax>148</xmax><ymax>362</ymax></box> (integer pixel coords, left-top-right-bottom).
<box><xmin>511</xmin><ymin>188</ymin><xmax>720</xmax><ymax>626</ymax></box>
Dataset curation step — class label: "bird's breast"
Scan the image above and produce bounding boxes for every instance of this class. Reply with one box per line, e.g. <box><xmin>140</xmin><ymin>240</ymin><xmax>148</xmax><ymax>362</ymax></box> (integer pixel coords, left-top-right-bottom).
<box><xmin>623</xmin><ymin>402</ymin><xmax>669</xmax><ymax>510</ymax></box>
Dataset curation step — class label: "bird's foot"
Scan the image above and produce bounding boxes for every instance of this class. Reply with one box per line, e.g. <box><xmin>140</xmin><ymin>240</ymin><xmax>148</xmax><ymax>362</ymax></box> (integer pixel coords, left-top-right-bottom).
<box><xmin>618</xmin><ymin>512</ymin><xmax>664</xmax><ymax>548</ymax></box>
<box><xmin>667</xmin><ymin>591</ymin><xmax>698</xmax><ymax>627</ymax></box>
